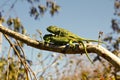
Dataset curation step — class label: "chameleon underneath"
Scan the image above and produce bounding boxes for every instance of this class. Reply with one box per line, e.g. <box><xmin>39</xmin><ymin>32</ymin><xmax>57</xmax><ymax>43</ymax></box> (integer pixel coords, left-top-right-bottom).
<box><xmin>43</xmin><ymin>25</ymin><xmax>104</xmax><ymax>64</ymax></box>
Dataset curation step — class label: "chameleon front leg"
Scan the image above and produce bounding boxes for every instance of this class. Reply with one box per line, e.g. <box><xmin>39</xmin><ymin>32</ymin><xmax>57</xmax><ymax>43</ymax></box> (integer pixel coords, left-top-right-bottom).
<box><xmin>79</xmin><ymin>41</ymin><xmax>93</xmax><ymax>64</ymax></box>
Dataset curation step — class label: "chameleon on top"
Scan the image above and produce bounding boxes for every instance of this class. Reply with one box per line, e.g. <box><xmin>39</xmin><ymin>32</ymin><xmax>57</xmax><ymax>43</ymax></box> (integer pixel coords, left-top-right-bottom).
<box><xmin>47</xmin><ymin>26</ymin><xmax>80</xmax><ymax>38</ymax></box>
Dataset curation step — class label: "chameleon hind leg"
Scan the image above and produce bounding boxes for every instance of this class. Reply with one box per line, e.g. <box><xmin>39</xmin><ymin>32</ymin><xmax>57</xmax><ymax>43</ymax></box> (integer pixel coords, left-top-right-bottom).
<box><xmin>79</xmin><ymin>41</ymin><xmax>93</xmax><ymax>64</ymax></box>
<box><xmin>69</xmin><ymin>40</ymin><xmax>76</xmax><ymax>48</ymax></box>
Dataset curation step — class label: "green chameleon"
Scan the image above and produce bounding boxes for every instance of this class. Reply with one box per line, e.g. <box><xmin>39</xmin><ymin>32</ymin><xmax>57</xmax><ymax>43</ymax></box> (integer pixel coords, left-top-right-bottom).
<box><xmin>43</xmin><ymin>34</ymin><xmax>72</xmax><ymax>45</ymax></box>
<box><xmin>43</xmin><ymin>34</ymin><xmax>88</xmax><ymax>47</ymax></box>
<box><xmin>44</xmin><ymin>25</ymin><xmax>105</xmax><ymax>64</ymax></box>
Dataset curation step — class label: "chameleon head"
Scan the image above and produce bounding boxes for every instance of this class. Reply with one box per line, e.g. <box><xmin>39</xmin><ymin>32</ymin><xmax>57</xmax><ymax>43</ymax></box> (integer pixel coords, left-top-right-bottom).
<box><xmin>43</xmin><ymin>34</ymin><xmax>54</xmax><ymax>40</ymax></box>
<box><xmin>47</xmin><ymin>26</ymin><xmax>60</xmax><ymax>34</ymax></box>
<box><xmin>43</xmin><ymin>34</ymin><xmax>54</xmax><ymax>43</ymax></box>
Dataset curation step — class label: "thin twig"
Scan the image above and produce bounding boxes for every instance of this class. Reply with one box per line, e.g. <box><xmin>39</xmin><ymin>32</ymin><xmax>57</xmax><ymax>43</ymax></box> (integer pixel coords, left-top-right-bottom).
<box><xmin>3</xmin><ymin>34</ymin><xmax>30</xmax><ymax>80</ymax></box>
<box><xmin>6</xmin><ymin>46</ymin><xmax>12</xmax><ymax>80</ymax></box>
<box><xmin>15</xmin><ymin>40</ymin><xmax>27</xmax><ymax>61</ymax></box>
<box><xmin>15</xmin><ymin>40</ymin><xmax>37</xmax><ymax>80</ymax></box>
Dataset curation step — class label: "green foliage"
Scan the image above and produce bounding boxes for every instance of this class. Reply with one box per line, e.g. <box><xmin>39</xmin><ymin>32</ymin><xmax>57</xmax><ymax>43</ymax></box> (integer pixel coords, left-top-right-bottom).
<box><xmin>0</xmin><ymin>57</ymin><xmax>26</xmax><ymax>80</ymax></box>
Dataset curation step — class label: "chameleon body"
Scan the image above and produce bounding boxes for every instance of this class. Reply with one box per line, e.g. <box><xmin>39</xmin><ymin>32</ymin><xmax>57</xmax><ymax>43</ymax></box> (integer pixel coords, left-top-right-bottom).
<box><xmin>47</xmin><ymin>26</ymin><xmax>103</xmax><ymax>43</ymax></box>
<box><xmin>43</xmin><ymin>34</ymin><xmax>72</xmax><ymax>45</ymax></box>
<box><xmin>44</xmin><ymin>26</ymin><xmax>104</xmax><ymax>63</ymax></box>
<box><xmin>43</xmin><ymin>34</ymin><xmax>93</xmax><ymax>63</ymax></box>
<box><xmin>44</xmin><ymin>34</ymin><xmax>83</xmax><ymax>46</ymax></box>
<box><xmin>47</xmin><ymin>26</ymin><xmax>80</xmax><ymax>39</ymax></box>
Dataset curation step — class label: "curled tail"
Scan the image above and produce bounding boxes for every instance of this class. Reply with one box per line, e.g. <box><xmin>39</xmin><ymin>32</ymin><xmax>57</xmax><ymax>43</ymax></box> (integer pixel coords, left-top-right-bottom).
<box><xmin>78</xmin><ymin>41</ymin><xmax>93</xmax><ymax>64</ymax></box>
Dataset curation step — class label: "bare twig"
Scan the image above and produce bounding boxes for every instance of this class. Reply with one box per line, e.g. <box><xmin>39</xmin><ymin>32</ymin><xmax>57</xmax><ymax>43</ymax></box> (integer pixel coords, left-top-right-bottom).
<box><xmin>6</xmin><ymin>46</ymin><xmax>12</xmax><ymax>80</ymax></box>
<box><xmin>3</xmin><ymin>34</ymin><xmax>30</xmax><ymax>80</ymax></box>
<box><xmin>4</xmin><ymin>34</ymin><xmax>38</xmax><ymax>80</ymax></box>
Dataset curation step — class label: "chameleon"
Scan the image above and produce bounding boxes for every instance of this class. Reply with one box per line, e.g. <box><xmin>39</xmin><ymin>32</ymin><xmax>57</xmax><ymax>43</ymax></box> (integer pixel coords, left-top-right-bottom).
<box><xmin>44</xmin><ymin>25</ymin><xmax>105</xmax><ymax>64</ymax></box>
<box><xmin>43</xmin><ymin>34</ymin><xmax>94</xmax><ymax>63</ymax></box>
<box><xmin>43</xmin><ymin>34</ymin><xmax>76</xmax><ymax>46</ymax></box>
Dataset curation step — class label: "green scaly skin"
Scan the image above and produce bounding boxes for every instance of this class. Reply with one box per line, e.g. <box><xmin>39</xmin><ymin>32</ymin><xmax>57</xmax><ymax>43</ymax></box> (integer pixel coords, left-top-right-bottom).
<box><xmin>47</xmin><ymin>26</ymin><xmax>105</xmax><ymax>43</ymax></box>
<box><xmin>43</xmin><ymin>34</ymin><xmax>71</xmax><ymax>45</ymax></box>
<box><xmin>44</xmin><ymin>34</ymin><xmax>93</xmax><ymax>63</ymax></box>
<box><xmin>45</xmin><ymin>26</ymin><xmax>105</xmax><ymax>64</ymax></box>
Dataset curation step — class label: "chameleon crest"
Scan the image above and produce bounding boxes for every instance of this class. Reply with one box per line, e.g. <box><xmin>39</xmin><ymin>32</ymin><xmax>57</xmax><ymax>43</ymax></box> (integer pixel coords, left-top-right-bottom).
<box><xmin>47</xmin><ymin>26</ymin><xmax>80</xmax><ymax>38</ymax></box>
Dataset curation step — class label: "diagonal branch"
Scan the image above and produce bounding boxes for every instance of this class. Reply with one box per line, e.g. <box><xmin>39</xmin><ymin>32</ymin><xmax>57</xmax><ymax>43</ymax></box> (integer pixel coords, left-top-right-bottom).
<box><xmin>0</xmin><ymin>24</ymin><xmax>120</xmax><ymax>70</ymax></box>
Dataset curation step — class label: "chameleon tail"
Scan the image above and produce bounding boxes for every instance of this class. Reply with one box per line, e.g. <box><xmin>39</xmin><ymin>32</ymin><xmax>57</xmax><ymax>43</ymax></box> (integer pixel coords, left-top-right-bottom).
<box><xmin>77</xmin><ymin>37</ymin><xmax>106</xmax><ymax>45</ymax></box>
<box><xmin>79</xmin><ymin>41</ymin><xmax>93</xmax><ymax>64</ymax></box>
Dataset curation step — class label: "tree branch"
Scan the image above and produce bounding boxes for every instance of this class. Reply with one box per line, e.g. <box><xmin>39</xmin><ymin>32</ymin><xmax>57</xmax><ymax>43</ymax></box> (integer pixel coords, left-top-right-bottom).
<box><xmin>0</xmin><ymin>24</ymin><xmax>120</xmax><ymax>70</ymax></box>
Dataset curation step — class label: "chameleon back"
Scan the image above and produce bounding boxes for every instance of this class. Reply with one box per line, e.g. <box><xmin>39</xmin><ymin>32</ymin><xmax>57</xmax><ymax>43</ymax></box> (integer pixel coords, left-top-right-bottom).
<box><xmin>47</xmin><ymin>26</ymin><xmax>80</xmax><ymax>38</ymax></box>
<box><xmin>47</xmin><ymin>26</ymin><xmax>104</xmax><ymax>43</ymax></box>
